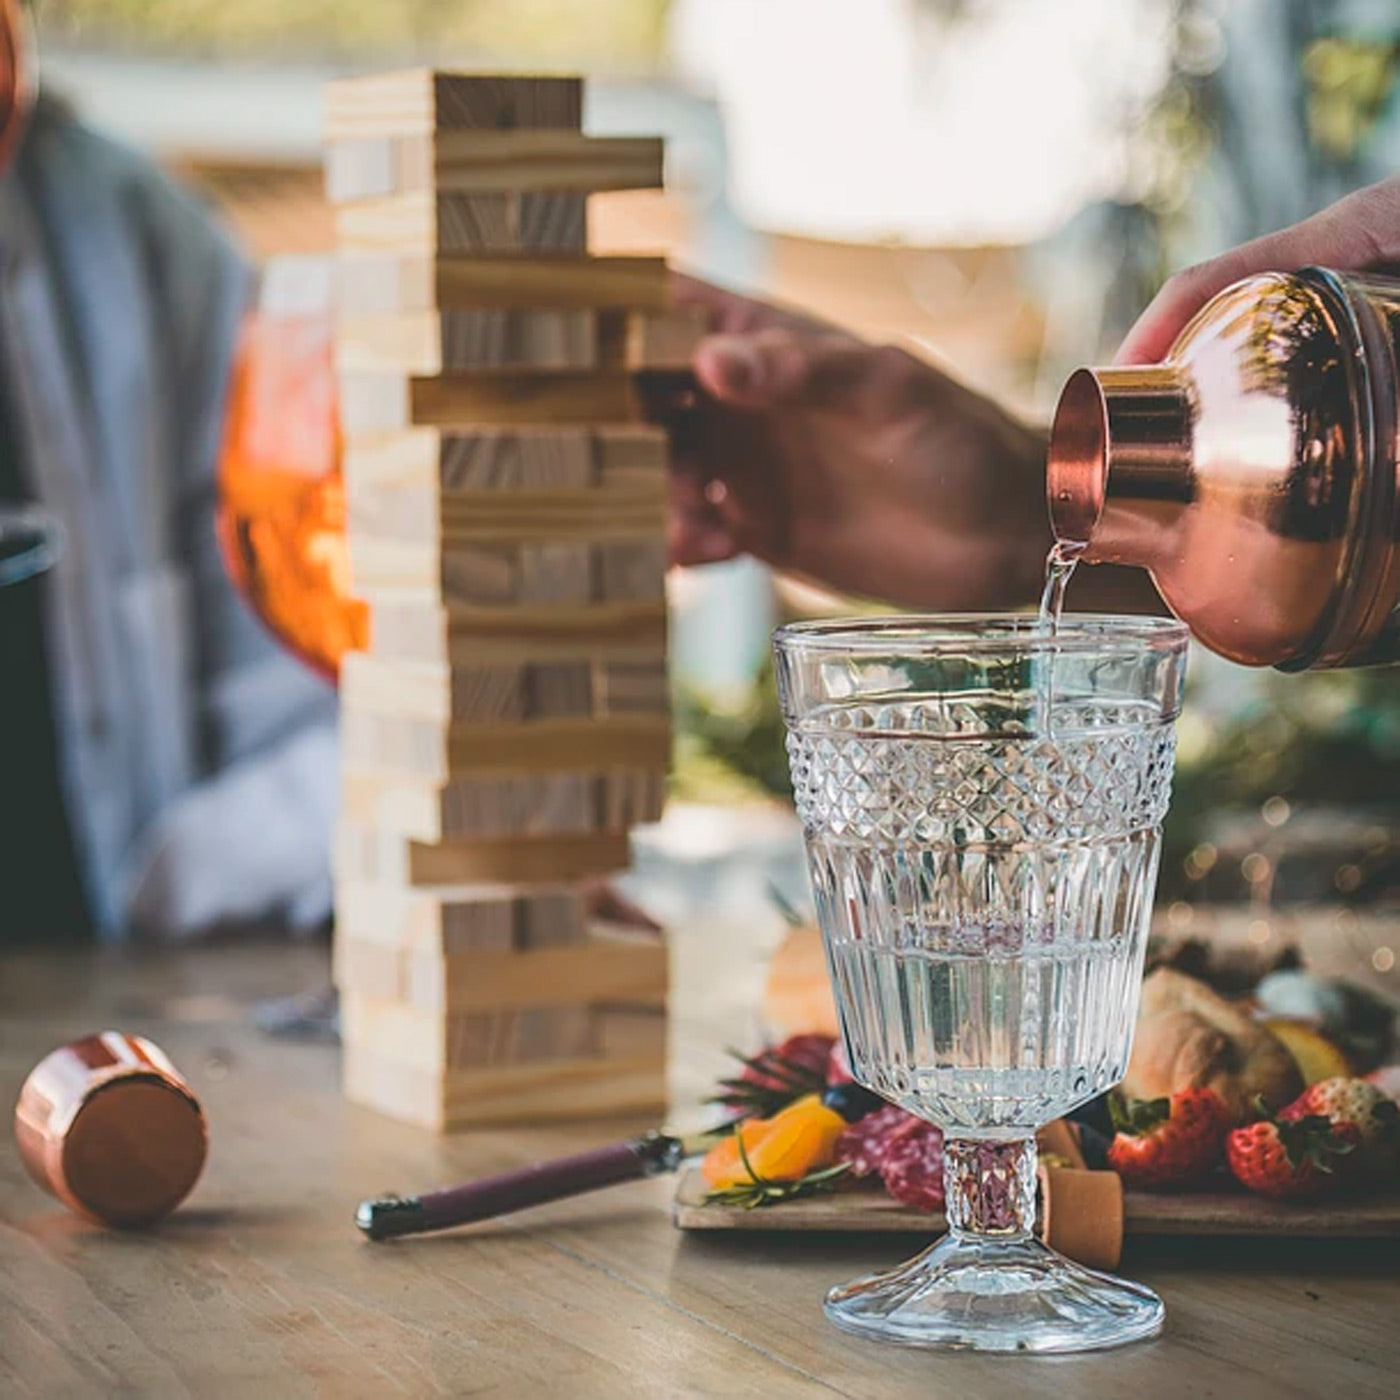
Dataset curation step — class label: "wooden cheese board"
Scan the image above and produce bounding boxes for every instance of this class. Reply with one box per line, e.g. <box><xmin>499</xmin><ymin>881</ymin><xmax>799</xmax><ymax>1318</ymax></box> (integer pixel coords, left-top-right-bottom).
<box><xmin>673</xmin><ymin>1167</ymin><xmax>1400</xmax><ymax>1239</ymax></box>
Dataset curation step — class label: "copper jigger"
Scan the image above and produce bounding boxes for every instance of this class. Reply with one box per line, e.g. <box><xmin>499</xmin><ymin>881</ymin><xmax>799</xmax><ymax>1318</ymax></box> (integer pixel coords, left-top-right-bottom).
<box><xmin>14</xmin><ymin>1032</ymin><xmax>208</xmax><ymax>1228</ymax></box>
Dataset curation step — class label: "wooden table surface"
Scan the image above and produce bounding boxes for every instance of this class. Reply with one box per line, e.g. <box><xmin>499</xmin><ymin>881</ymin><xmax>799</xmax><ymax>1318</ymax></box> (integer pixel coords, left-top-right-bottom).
<box><xmin>1</xmin><ymin>937</ymin><xmax>1398</xmax><ymax>1400</ymax></box>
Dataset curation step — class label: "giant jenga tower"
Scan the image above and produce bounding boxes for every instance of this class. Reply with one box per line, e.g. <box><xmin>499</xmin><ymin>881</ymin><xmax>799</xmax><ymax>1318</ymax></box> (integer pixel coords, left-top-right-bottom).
<box><xmin>324</xmin><ymin>71</ymin><xmax>697</xmax><ymax>1129</ymax></box>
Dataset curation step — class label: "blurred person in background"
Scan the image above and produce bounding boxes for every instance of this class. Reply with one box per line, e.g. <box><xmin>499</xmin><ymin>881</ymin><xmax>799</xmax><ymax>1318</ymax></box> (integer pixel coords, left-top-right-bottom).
<box><xmin>0</xmin><ymin>1</ymin><xmax>335</xmax><ymax>944</ymax></box>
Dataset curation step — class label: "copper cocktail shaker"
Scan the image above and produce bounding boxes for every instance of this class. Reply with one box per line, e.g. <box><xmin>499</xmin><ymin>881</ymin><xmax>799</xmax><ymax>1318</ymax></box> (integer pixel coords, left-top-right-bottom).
<box><xmin>1047</xmin><ymin>267</ymin><xmax>1400</xmax><ymax>669</ymax></box>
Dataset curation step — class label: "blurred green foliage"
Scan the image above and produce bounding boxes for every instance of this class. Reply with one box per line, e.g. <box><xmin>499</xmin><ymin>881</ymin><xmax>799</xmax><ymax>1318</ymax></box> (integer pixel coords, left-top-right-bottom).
<box><xmin>40</xmin><ymin>0</ymin><xmax>671</xmax><ymax>66</ymax></box>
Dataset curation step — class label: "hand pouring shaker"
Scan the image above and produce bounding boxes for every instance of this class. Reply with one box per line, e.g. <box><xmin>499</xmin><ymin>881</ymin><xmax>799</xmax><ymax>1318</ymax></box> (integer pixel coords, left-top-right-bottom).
<box><xmin>1047</xmin><ymin>267</ymin><xmax>1400</xmax><ymax>669</ymax></box>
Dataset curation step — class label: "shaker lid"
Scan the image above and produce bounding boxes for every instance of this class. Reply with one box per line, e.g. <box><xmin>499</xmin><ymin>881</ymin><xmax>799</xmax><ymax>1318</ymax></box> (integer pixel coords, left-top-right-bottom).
<box><xmin>59</xmin><ymin>1075</ymin><xmax>207</xmax><ymax>1227</ymax></box>
<box><xmin>14</xmin><ymin>1032</ymin><xmax>208</xmax><ymax>1228</ymax></box>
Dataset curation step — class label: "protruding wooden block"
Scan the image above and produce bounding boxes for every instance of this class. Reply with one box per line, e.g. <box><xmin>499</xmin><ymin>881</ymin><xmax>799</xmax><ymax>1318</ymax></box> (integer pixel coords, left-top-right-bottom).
<box><xmin>326</xmin><ymin>131</ymin><xmax>664</xmax><ymax>203</ymax></box>
<box><xmin>324</xmin><ymin>71</ymin><xmax>583</xmax><ymax>144</ymax></box>
<box><xmin>340</xmin><ymin>709</ymin><xmax>670</xmax><ymax>780</ymax></box>
<box><xmin>334</xmin><ymin>192</ymin><xmax>588</xmax><ymax>257</ymax></box>
<box><xmin>339</xmin><ymin>370</ymin><xmax>640</xmax><ymax>434</ymax></box>
<box><xmin>337</xmin><ymin>254</ymin><xmax>669</xmax><ymax>318</ymax></box>
<box><xmin>367</xmin><ymin>598</ymin><xmax>666</xmax><ymax>666</ymax></box>
<box><xmin>410</xmin><ymin>369</ymin><xmax>637</xmax><ymax>429</ymax></box>
<box><xmin>335</xmin><ymin>820</ymin><xmax>632</xmax><ymax>887</ymax></box>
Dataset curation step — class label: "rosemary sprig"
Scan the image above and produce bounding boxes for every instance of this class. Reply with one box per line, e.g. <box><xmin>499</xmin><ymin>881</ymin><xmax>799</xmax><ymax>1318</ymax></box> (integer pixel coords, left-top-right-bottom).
<box><xmin>702</xmin><ymin>1129</ymin><xmax>853</xmax><ymax>1210</ymax></box>
<box><xmin>706</xmin><ymin>1045</ymin><xmax>829</xmax><ymax>1121</ymax></box>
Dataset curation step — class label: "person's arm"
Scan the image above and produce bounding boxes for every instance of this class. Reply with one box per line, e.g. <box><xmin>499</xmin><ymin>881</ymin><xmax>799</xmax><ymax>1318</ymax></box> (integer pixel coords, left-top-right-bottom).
<box><xmin>119</xmin><ymin>170</ymin><xmax>339</xmax><ymax>938</ymax></box>
<box><xmin>665</xmin><ymin>275</ymin><xmax>1159</xmax><ymax>614</ymax></box>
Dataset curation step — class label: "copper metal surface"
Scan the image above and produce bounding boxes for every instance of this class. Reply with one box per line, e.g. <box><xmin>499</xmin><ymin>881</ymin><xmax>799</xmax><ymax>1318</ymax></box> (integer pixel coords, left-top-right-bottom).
<box><xmin>14</xmin><ymin>1032</ymin><xmax>208</xmax><ymax>1227</ymax></box>
<box><xmin>1048</xmin><ymin>268</ymin><xmax>1400</xmax><ymax>669</ymax></box>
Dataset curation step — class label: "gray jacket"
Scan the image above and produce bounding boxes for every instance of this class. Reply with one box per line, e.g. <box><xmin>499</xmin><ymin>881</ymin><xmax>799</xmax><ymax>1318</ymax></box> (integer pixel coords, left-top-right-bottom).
<box><xmin>0</xmin><ymin>99</ymin><xmax>337</xmax><ymax>938</ymax></box>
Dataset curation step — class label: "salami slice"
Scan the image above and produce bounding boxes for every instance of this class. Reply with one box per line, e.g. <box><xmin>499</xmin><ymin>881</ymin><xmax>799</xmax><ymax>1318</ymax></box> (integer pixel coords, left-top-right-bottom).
<box><xmin>879</xmin><ymin>1121</ymin><xmax>946</xmax><ymax>1211</ymax></box>
<box><xmin>834</xmin><ymin>1104</ymin><xmax>921</xmax><ymax>1178</ymax></box>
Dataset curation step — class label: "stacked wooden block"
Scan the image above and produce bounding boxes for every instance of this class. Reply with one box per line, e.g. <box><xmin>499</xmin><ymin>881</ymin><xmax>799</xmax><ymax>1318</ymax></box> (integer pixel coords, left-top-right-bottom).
<box><xmin>326</xmin><ymin>70</ymin><xmax>697</xmax><ymax>1130</ymax></box>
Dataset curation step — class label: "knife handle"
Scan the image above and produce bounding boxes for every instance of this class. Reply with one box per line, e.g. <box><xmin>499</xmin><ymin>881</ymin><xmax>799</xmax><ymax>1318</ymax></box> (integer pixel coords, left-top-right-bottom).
<box><xmin>357</xmin><ymin>1133</ymin><xmax>683</xmax><ymax>1241</ymax></box>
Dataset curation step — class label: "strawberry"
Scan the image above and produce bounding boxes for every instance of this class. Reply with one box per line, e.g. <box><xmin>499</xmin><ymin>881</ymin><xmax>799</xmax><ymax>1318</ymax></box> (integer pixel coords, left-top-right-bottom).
<box><xmin>1106</xmin><ymin>1088</ymin><xmax>1231</xmax><ymax>1188</ymax></box>
<box><xmin>1278</xmin><ymin>1077</ymin><xmax>1400</xmax><ymax>1180</ymax></box>
<box><xmin>1225</xmin><ymin>1112</ymin><xmax>1357</xmax><ymax>1200</ymax></box>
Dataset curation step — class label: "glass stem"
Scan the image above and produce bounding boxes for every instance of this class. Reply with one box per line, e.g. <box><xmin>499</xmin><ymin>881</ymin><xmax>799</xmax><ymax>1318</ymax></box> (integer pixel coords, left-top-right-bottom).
<box><xmin>943</xmin><ymin>1137</ymin><xmax>1037</xmax><ymax>1242</ymax></box>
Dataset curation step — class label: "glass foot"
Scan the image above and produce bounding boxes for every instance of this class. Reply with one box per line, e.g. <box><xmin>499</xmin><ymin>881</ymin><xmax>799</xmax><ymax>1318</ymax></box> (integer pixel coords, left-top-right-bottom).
<box><xmin>825</xmin><ymin>1232</ymin><xmax>1163</xmax><ymax>1354</ymax></box>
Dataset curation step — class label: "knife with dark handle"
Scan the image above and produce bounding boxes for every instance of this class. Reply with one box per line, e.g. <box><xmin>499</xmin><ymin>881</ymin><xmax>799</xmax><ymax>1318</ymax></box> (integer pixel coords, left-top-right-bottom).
<box><xmin>356</xmin><ymin>1130</ymin><xmax>712</xmax><ymax>1241</ymax></box>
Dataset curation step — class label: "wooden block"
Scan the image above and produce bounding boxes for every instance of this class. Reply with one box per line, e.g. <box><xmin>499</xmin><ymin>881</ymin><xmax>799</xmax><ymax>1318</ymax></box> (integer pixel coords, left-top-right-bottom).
<box><xmin>332</xmin><ymin>936</ymin><xmax>411</xmax><ymax>1000</ymax></box>
<box><xmin>335</xmin><ymin>191</ymin><xmax>587</xmax><ymax>257</ymax></box>
<box><xmin>337</xmin><ymin>255</ymin><xmax>669</xmax><ymax>316</ymax></box>
<box><xmin>435</xmin><ymin>481</ymin><xmax>665</xmax><ymax>543</ymax></box>
<box><xmin>323</xmin><ymin>71</ymin><xmax>583</xmax><ymax>143</ymax></box>
<box><xmin>336</xmin><ymin>881</ymin><xmax>585</xmax><ymax>953</ymax></box>
<box><xmin>443</xmin><ymin>430</ymin><xmax>596</xmax><ymax>489</ymax></box>
<box><xmin>594</xmin><ymin>1003</ymin><xmax>668</xmax><ymax>1062</ymax></box>
<box><xmin>596</xmin><ymin>540</ymin><xmax>668</xmax><ymax>601</ymax></box>
<box><xmin>335</xmin><ymin>821</ymin><xmax>632</xmax><ymax>886</ymax></box>
<box><xmin>517</xmin><ymin>544</ymin><xmax>594</xmax><ymax>604</ymax></box>
<box><xmin>326</xmin><ymin>131</ymin><xmax>663</xmax><ymax>202</ymax></box>
<box><xmin>518</xmin><ymin>191</ymin><xmax>587</xmax><ymax>254</ymax></box>
<box><xmin>524</xmin><ymin>661</ymin><xmax>594</xmax><ymax>718</ymax></box>
<box><xmin>347</xmin><ymin>940</ymin><xmax>667</xmax><ymax>1019</ymax></box>
<box><xmin>343</xmin><ymin>769</ymin><xmax>596</xmax><ymax>842</ymax></box>
<box><xmin>340</xmin><ymin>765</ymin><xmax>665</xmax><ymax>843</ymax></box>
<box><xmin>342</xmin><ymin>429</ymin><xmax>595</xmax><ymax>495</ymax></box>
<box><xmin>410</xmin><ymin>370</ymin><xmax>637</xmax><ymax>429</ymax></box>
<box><xmin>342</xmin><ymin>992</ymin><xmax>598</xmax><ymax>1073</ymax></box>
<box><xmin>622</xmin><ymin>307</ymin><xmax>709</xmax><ymax>370</ymax></box>
<box><xmin>342</xmin><ymin>652</ymin><xmax>524</xmax><ymax>723</ymax></box>
<box><xmin>350</xmin><ymin>533</ymin><xmax>523</xmax><ymax>602</ymax></box>
<box><xmin>342</xmin><ymin>1041</ymin><xmax>666</xmax><ymax>1129</ymax></box>
<box><xmin>367</xmin><ymin>598</ymin><xmax>666</xmax><ymax>666</ymax></box>
<box><xmin>596</xmin><ymin>425</ymin><xmax>668</xmax><ymax>486</ymax></box>
<box><xmin>341</xmin><ymin>372</ymin><xmax>641</xmax><ymax>434</ymax></box>
<box><xmin>594</xmin><ymin>658</ymin><xmax>669</xmax><ymax>716</ymax></box>
<box><xmin>517</xmin><ymin>889</ymin><xmax>587</xmax><ymax>948</ymax></box>
<box><xmin>349</xmin><ymin>484</ymin><xmax>664</xmax><ymax>565</ymax></box>
<box><xmin>338</xmin><ymin>373</ymin><xmax>409</xmax><ymax>437</ymax></box>
<box><xmin>340</xmin><ymin>710</ymin><xmax>670</xmax><ymax>780</ymax></box>
<box><xmin>599</xmin><ymin>769</ymin><xmax>667</xmax><ymax>828</ymax></box>
<box><xmin>335</xmin><ymin>307</ymin><xmax>599</xmax><ymax>374</ymax></box>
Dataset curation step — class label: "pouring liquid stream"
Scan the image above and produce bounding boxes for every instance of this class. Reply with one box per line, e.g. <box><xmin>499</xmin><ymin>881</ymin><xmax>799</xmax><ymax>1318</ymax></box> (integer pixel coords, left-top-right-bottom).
<box><xmin>1034</xmin><ymin>540</ymin><xmax>1086</xmax><ymax>733</ymax></box>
